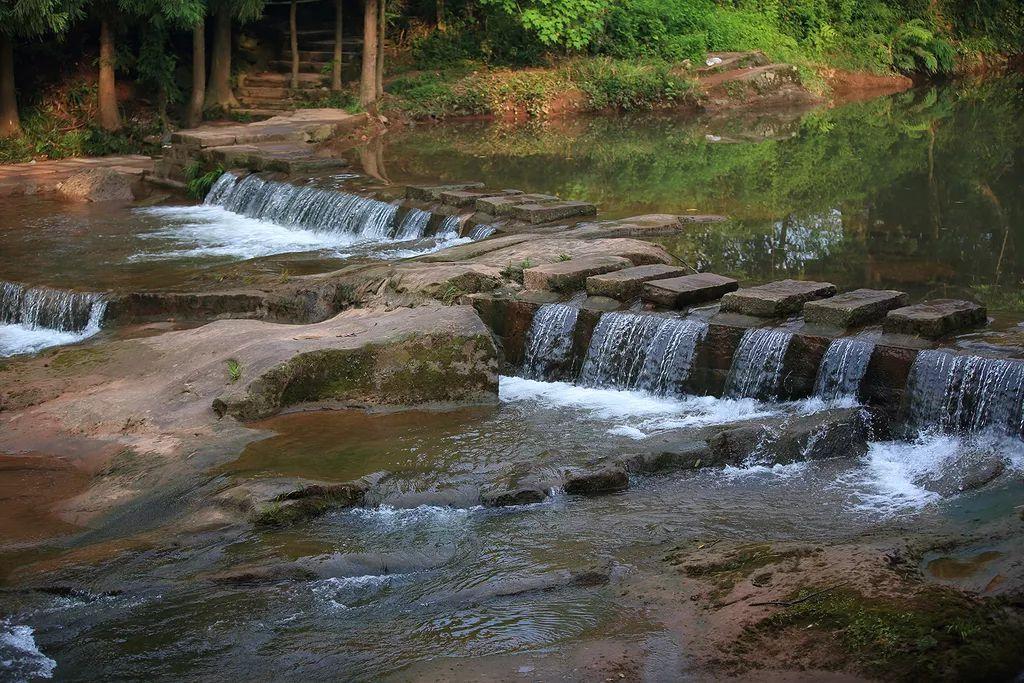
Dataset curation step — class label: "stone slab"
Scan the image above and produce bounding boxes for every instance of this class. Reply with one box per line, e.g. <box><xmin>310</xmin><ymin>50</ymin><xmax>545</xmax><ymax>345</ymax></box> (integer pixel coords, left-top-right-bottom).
<box><xmin>883</xmin><ymin>299</ymin><xmax>987</xmax><ymax>339</ymax></box>
<box><xmin>803</xmin><ymin>288</ymin><xmax>908</xmax><ymax>328</ymax></box>
<box><xmin>523</xmin><ymin>255</ymin><xmax>632</xmax><ymax>293</ymax></box>
<box><xmin>719</xmin><ymin>279</ymin><xmax>836</xmax><ymax>317</ymax></box>
<box><xmin>510</xmin><ymin>200</ymin><xmax>598</xmax><ymax>224</ymax></box>
<box><xmin>405</xmin><ymin>182</ymin><xmax>484</xmax><ymax>202</ymax></box>
<box><xmin>642</xmin><ymin>273</ymin><xmax>739</xmax><ymax>308</ymax></box>
<box><xmin>474</xmin><ymin>193</ymin><xmax>558</xmax><ymax>216</ymax></box>
<box><xmin>438</xmin><ymin>189</ymin><xmax>522</xmax><ymax>207</ymax></box>
<box><xmin>586</xmin><ymin>264</ymin><xmax>689</xmax><ymax>300</ymax></box>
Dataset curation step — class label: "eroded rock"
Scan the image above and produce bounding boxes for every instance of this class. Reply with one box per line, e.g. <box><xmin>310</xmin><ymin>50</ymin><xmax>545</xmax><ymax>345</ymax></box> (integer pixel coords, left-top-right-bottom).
<box><xmin>564</xmin><ymin>466</ymin><xmax>629</xmax><ymax>495</ymax></box>
<box><xmin>57</xmin><ymin>168</ymin><xmax>136</xmax><ymax>202</ymax></box>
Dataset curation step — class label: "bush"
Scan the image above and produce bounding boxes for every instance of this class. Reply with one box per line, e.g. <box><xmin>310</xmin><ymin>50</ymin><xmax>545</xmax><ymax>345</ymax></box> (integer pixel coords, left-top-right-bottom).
<box><xmin>571</xmin><ymin>58</ymin><xmax>695</xmax><ymax>111</ymax></box>
<box><xmin>891</xmin><ymin>19</ymin><xmax>956</xmax><ymax>74</ymax></box>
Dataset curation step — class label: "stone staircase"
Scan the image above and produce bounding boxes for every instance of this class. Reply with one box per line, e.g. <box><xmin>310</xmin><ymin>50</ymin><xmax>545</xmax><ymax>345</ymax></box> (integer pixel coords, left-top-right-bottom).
<box><xmin>236</xmin><ymin>25</ymin><xmax>362</xmax><ymax>117</ymax></box>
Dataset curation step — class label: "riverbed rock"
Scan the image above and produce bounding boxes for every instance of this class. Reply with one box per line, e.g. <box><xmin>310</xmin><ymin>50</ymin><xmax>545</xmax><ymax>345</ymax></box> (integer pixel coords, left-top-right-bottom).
<box><xmin>523</xmin><ymin>256</ymin><xmax>632</xmax><ymax>292</ymax></box>
<box><xmin>471</xmin><ymin>238</ymin><xmax>673</xmax><ymax>269</ymax></box>
<box><xmin>566</xmin><ymin>214</ymin><xmax>714</xmax><ymax>239</ymax></box>
<box><xmin>475</xmin><ymin>193</ymin><xmax>559</xmax><ymax>216</ymax></box>
<box><xmin>563</xmin><ymin>466</ymin><xmax>629</xmax><ymax>495</ymax></box>
<box><xmin>57</xmin><ymin>168</ymin><xmax>136</xmax><ymax>202</ymax></box>
<box><xmin>480</xmin><ymin>487</ymin><xmax>548</xmax><ymax>507</ymax></box>
<box><xmin>883</xmin><ymin>299</ymin><xmax>987</xmax><ymax>339</ymax></box>
<box><xmin>511</xmin><ymin>200</ymin><xmax>597</xmax><ymax>224</ymax></box>
<box><xmin>803</xmin><ymin>288</ymin><xmax>908</xmax><ymax>328</ymax></box>
<box><xmin>642</xmin><ymin>273</ymin><xmax>739</xmax><ymax>308</ymax></box>
<box><xmin>720</xmin><ymin>279</ymin><xmax>836</xmax><ymax>317</ymax></box>
<box><xmin>586</xmin><ymin>264</ymin><xmax>689</xmax><ymax>300</ymax></box>
<box><xmin>405</xmin><ymin>182</ymin><xmax>485</xmax><ymax>202</ymax></box>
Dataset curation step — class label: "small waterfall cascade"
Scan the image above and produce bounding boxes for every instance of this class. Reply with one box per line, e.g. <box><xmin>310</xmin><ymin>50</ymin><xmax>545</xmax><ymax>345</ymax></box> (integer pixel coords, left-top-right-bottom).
<box><xmin>521</xmin><ymin>303</ymin><xmax>581</xmax><ymax>381</ymax></box>
<box><xmin>724</xmin><ymin>328</ymin><xmax>793</xmax><ymax>400</ymax></box>
<box><xmin>579</xmin><ymin>312</ymin><xmax>709</xmax><ymax>395</ymax></box>
<box><xmin>436</xmin><ymin>215</ymin><xmax>462</xmax><ymax>238</ymax></box>
<box><xmin>205</xmin><ymin>173</ymin><xmax>402</xmax><ymax>238</ymax></box>
<box><xmin>813</xmin><ymin>337</ymin><xmax>874</xmax><ymax>402</ymax></box>
<box><xmin>906</xmin><ymin>349</ymin><xmax>1024</xmax><ymax>438</ymax></box>
<box><xmin>467</xmin><ymin>224</ymin><xmax>497</xmax><ymax>240</ymax></box>
<box><xmin>1</xmin><ymin>281</ymin><xmax>107</xmax><ymax>333</ymax></box>
<box><xmin>395</xmin><ymin>208</ymin><xmax>431</xmax><ymax>241</ymax></box>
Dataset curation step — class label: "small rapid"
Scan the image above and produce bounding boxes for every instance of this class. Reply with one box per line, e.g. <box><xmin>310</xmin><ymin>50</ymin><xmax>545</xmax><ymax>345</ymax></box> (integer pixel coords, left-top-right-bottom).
<box><xmin>0</xmin><ymin>282</ymin><xmax>107</xmax><ymax>356</ymax></box>
<box><xmin>723</xmin><ymin>328</ymin><xmax>793</xmax><ymax>400</ymax></box>
<box><xmin>813</xmin><ymin>337</ymin><xmax>874</xmax><ymax>402</ymax></box>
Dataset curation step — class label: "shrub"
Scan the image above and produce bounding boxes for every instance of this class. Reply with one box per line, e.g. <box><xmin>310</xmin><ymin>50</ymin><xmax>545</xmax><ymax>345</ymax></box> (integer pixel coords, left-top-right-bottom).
<box><xmin>891</xmin><ymin>19</ymin><xmax>956</xmax><ymax>74</ymax></box>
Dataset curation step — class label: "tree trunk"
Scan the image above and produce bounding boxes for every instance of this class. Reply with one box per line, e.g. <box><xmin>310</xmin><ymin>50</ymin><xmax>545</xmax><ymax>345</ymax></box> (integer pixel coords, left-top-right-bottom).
<box><xmin>437</xmin><ymin>0</ymin><xmax>446</xmax><ymax>31</ymax></box>
<box><xmin>360</xmin><ymin>0</ymin><xmax>378</xmax><ymax>111</ymax></box>
<box><xmin>205</xmin><ymin>4</ymin><xmax>238</xmax><ymax>110</ymax></box>
<box><xmin>187</xmin><ymin>18</ymin><xmax>206</xmax><ymax>128</ymax></box>
<box><xmin>375</xmin><ymin>0</ymin><xmax>384</xmax><ymax>98</ymax></box>
<box><xmin>289</xmin><ymin>0</ymin><xmax>299</xmax><ymax>90</ymax></box>
<box><xmin>332</xmin><ymin>0</ymin><xmax>343</xmax><ymax>91</ymax></box>
<box><xmin>98</xmin><ymin>16</ymin><xmax>121</xmax><ymax>131</ymax></box>
<box><xmin>0</xmin><ymin>33</ymin><xmax>20</xmax><ymax>137</ymax></box>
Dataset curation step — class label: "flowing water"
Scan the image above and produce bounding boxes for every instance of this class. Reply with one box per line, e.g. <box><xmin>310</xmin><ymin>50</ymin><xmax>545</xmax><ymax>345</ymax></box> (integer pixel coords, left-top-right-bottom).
<box><xmin>0</xmin><ymin>282</ymin><xmax>107</xmax><ymax>356</ymax></box>
<box><xmin>521</xmin><ymin>303</ymin><xmax>581</xmax><ymax>381</ymax></box>
<box><xmin>724</xmin><ymin>328</ymin><xmax>793</xmax><ymax>400</ymax></box>
<box><xmin>813</xmin><ymin>337</ymin><xmax>875</xmax><ymax>402</ymax></box>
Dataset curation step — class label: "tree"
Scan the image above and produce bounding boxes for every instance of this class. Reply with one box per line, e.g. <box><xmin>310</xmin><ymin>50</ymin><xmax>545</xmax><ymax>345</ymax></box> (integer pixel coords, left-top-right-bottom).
<box><xmin>205</xmin><ymin>0</ymin><xmax>264</xmax><ymax>111</ymax></box>
<box><xmin>0</xmin><ymin>0</ymin><xmax>81</xmax><ymax>137</ymax></box>
<box><xmin>331</xmin><ymin>0</ymin><xmax>343</xmax><ymax>91</ymax></box>
<box><xmin>360</xmin><ymin>0</ymin><xmax>378</xmax><ymax>110</ymax></box>
<box><xmin>97</xmin><ymin>5</ymin><xmax>119</xmax><ymax>131</ymax></box>
<box><xmin>375</xmin><ymin>0</ymin><xmax>384</xmax><ymax>99</ymax></box>
<box><xmin>187</xmin><ymin>15</ymin><xmax>206</xmax><ymax>126</ymax></box>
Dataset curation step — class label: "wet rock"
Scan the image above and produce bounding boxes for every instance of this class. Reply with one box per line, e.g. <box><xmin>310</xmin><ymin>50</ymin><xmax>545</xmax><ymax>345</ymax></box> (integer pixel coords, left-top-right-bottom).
<box><xmin>883</xmin><ymin>299</ymin><xmax>987</xmax><ymax>338</ymax></box>
<box><xmin>565</xmin><ymin>214</ymin><xmax>714</xmax><ymax>239</ymax></box>
<box><xmin>438</xmin><ymin>188</ymin><xmax>521</xmax><ymax>207</ymax></box>
<box><xmin>480</xmin><ymin>487</ymin><xmax>548</xmax><ymax>507</ymax></box>
<box><xmin>104</xmin><ymin>290</ymin><xmax>269</xmax><ymax>323</ymax></box>
<box><xmin>57</xmin><ymin>168</ymin><xmax>135</xmax><ymax>202</ymax></box>
<box><xmin>720</xmin><ymin>279</ymin><xmax>836</xmax><ymax>317</ymax></box>
<box><xmin>522</xmin><ymin>255</ymin><xmax>631</xmax><ymax>293</ymax></box>
<box><xmin>405</xmin><ymin>182</ymin><xmax>485</xmax><ymax>202</ymax></box>
<box><xmin>208</xmin><ymin>563</ymin><xmax>318</xmax><ymax>585</ymax></box>
<box><xmin>510</xmin><ymin>200</ymin><xmax>597</xmax><ymax>224</ymax></box>
<box><xmin>415</xmin><ymin>234</ymin><xmax>539</xmax><ymax>263</ymax></box>
<box><xmin>586</xmin><ymin>264</ymin><xmax>689</xmax><ymax>300</ymax></box>
<box><xmin>619</xmin><ymin>442</ymin><xmax>711</xmax><ymax>473</ymax></box>
<box><xmin>474</xmin><ymin>193</ymin><xmax>558</xmax><ymax>216</ymax></box>
<box><xmin>960</xmin><ymin>459</ymin><xmax>1005</xmax><ymax>492</ymax></box>
<box><xmin>803</xmin><ymin>288</ymin><xmax>908</xmax><ymax>328</ymax></box>
<box><xmin>470</xmin><ymin>237</ymin><xmax>673</xmax><ymax>269</ymax></box>
<box><xmin>563</xmin><ymin>466</ymin><xmax>629</xmax><ymax>495</ymax></box>
<box><xmin>642</xmin><ymin>273</ymin><xmax>739</xmax><ymax>308</ymax></box>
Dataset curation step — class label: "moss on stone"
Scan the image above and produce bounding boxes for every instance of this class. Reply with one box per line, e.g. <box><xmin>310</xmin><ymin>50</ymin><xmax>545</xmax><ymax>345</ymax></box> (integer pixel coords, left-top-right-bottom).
<box><xmin>50</xmin><ymin>347</ymin><xmax>108</xmax><ymax>370</ymax></box>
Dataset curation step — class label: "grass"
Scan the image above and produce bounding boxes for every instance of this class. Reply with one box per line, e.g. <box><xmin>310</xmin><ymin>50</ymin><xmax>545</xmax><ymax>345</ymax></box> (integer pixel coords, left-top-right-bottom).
<box><xmin>226</xmin><ymin>358</ymin><xmax>242</xmax><ymax>383</ymax></box>
<box><xmin>185</xmin><ymin>162</ymin><xmax>226</xmax><ymax>201</ymax></box>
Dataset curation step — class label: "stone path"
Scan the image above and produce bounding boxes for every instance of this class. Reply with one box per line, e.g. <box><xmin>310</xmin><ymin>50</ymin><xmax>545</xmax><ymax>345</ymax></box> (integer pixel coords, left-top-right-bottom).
<box><xmin>0</xmin><ymin>155</ymin><xmax>153</xmax><ymax>197</ymax></box>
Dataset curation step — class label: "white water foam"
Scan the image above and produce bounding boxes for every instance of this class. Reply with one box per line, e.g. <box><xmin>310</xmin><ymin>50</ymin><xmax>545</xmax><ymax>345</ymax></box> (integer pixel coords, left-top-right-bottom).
<box><xmin>347</xmin><ymin>504</ymin><xmax>477</xmax><ymax>528</ymax></box>
<box><xmin>0</xmin><ymin>622</ymin><xmax>56</xmax><ymax>680</ymax></box>
<box><xmin>132</xmin><ymin>205</ymin><xmax>358</xmax><ymax>260</ymax></box>
<box><xmin>721</xmin><ymin>461</ymin><xmax>810</xmax><ymax>479</ymax></box>
<box><xmin>0</xmin><ymin>323</ymin><xmax>101</xmax><ymax>357</ymax></box>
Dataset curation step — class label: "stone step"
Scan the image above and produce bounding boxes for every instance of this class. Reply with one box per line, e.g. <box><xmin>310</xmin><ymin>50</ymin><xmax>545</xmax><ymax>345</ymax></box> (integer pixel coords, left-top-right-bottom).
<box><xmin>883</xmin><ymin>299</ymin><xmax>987</xmax><ymax>339</ymax></box>
<box><xmin>475</xmin><ymin>193</ymin><xmax>559</xmax><ymax>216</ymax></box>
<box><xmin>233</xmin><ymin>108</ymin><xmax>289</xmax><ymax>119</ymax></box>
<box><xmin>719</xmin><ymin>279</ymin><xmax>836</xmax><ymax>317</ymax></box>
<box><xmin>244</xmin><ymin>72</ymin><xmax>325</xmax><ymax>87</ymax></box>
<box><xmin>238</xmin><ymin>86</ymin><xmax>292</xmax><ymax>99</ymax></box>
<box><xmin>698</xmin><ymin>51</ymin><xmax>770</xmax><ymax>75</ymax></box>
<box><xmin>270</xmin><ymin>59</ymin><xmax>331</xmax><ymax>72</ymax></box>
<box><xmin>238</xmin><ymin>98</ymin><xmax>302</xmax><ymax>108</ymax></box>
<box><xmin>523</xmin><ymin>255</ymin><xmax>632</xmax><ymax>293</ymax></box>
<box><xmin>406</xmin><ymin>182</ymin><xmax>485</xmax><ymax>202</ymax></box>
<box><xmin>642</xmin><ymin>273</ymin><xmax>739</xmax><ymax>308</ymax></box>
<box><xmin>439</xmin><ymin>188</ymin><xmax>522</xmax><ymax>208</ymax></box>
<box><xmin>511</xmin><ymin>200</ymin><xmax>597</xmax><ymax>224</ymax></box>
<box><xmin>586</xmin><ymin>264</ymin><xmax>689</xmax><ymax>300</ymax></box>
<box><xmin>803</xmin><ymin>288</ymin><xmax>908</xmax><ymax>328</ymax></box>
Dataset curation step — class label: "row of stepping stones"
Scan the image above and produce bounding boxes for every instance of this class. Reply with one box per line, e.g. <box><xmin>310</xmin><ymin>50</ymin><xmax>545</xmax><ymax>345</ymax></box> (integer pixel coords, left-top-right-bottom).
<box><xmin>526</xmin><ymin>258</ymin><xmax>985</xmax><ymax>339</ymax></box>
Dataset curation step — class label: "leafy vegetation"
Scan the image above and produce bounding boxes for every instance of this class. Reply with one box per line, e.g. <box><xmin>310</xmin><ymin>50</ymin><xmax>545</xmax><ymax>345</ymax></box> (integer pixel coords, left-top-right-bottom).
<box><xmin>185</xmin><ymin>161</ymin><xmax>226</xmax><ymax>200</ymax></box>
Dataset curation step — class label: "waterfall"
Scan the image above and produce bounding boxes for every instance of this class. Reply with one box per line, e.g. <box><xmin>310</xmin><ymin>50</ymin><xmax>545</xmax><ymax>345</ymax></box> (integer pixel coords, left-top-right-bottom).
<box><xmin>521</xmin><ymin>303</ymin><xmax>580</xmax><ymax>381</ymax></box>
<box><xmin>724</xmin><ymin>328</ymin><xmax>793</xmax><ymax>400</ymax></box>
<box><xmin>814</xmin><ymin>337</ymin><xmax>874</xmax><ymax>402</ymax></box>
<box><xmin>436</xmin><ymin>215</ymin><xmax>462</xmax><ymax>238</ymax></box>
<box><xmin>395</xmin><ymin>209</ymin><xmax>431</xmax><ymax>241</ymax></box>
<box><xmin>0</xmin><ymin>282</ymin><xmax>107</xmax><ymax>356</ymax></box>
<box><xmin>579</xmin><ymin>312</ymin><xmax>708</xmax><ymax>395</ymax></box>
<box><xmin>468</xmin><ymin>224</ymin><xmax>497</xmax><ymax>240</ymax></box>
<box><xmin>906</xmin><ymin>349</ymin><xmax>1024</xmax><ymax>438</ymax></box>
<box><xmin>204</xmin><ymin>173</ymin><xmax>400</xmax><ymax>238</ymax></box>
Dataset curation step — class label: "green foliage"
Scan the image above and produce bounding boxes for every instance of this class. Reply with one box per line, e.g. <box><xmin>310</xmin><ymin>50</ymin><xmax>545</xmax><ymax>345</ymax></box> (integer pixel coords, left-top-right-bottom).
<box><xmin>892</xmin><ymin>19</ymin><xmax>956</xmax><ymax>74</ymax></box>
<box><xmin>293</xmin><ymin>90</ymin><xmax>363</xmax><ymax>114</ymax></box>
<box><xmin>480</xmin><ymin>0</ymin><xmax>612</xmax><ymax>51</ymax></box>
<box><xmin>185</xmin><ymin>162</ymin><xmax>226</xmax><ymax>200</ymax></box>
<box><xmin>226</xmin><ymin>358</ymin><xmax>242</xmax><ymax>382</ymax></box>
<box><xmin>0</xmin><ymin>0</ymin><xmax>84</xmax><ymax>39</ymax></box>
<box><xmin>570</xmin><ymin>58</ymin><xmax>694</xmax><ymax>111</ymax></box>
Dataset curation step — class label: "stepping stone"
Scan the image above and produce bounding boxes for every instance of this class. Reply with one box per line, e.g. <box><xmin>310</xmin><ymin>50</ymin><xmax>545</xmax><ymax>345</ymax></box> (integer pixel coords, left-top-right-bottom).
<box><xmin>438</xmin><ymin>189</ymin><xmax>522</xmax><ymax>207</ymax></box>
<box><xmin>511</xmin><ymin>200</ymin><xmax>597</xmax><ymax>224</ymax></box>
<box><xmin>642</xmin><ymin>273</ymin><xmax>739</xmax><ymax>308</ymax></box>
<box><xmin>883</xmin><ymin>299</ymin><xmax>987</xmax><ymax>339</ymax></box>
<box><xmin>523</xmin><ymin>255</ymin><xmax>631</xmax><ymax>293</ymax></box>
<box><xmin>405</xmin><ymin>182</ymin><xmax>484</xmax><ymax>202</ymax></box>
<box><xmin>719</xmin><ymin>279</ymin><xmax>836</xmax><ymax>317</ymax></box>
<box><xmin>475</xmin><ymin>193</ymin><xmax>558</xmax><ymax>216</ymax></box>
<box><xmin>803</xmin><ymin>288</ymin><xmax>908</xmax><ymax>328</ymax></box>
<box><xmin>586</xmin><ymin>264</ymin><xmax>689</xmax><ymax>300</ymax></box>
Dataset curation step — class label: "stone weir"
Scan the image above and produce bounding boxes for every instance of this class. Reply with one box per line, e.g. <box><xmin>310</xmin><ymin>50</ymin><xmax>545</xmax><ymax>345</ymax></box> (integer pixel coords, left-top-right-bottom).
<box><xmin>469</xmin><ymin>261</ymin><xmax>1010</xmax><ymax>435</ymax></box>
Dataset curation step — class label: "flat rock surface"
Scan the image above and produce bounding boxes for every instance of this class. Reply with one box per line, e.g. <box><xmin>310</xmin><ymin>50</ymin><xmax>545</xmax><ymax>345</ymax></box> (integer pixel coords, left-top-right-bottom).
<box><xmin>803</xmin><ymin>288</ymin><xmax>907</xmax><ymax>327</ymax></box>
<box><xmin>171</xmin><ymin>109</ymin><xmax>363</xmax><ymax>148</ymax></box>
<box><xmin>523</xmin><ymin>256</ymin><xmax>631</xmax><ymax>293</ymax></box>
<box><xmin>510</xmin><ymin>200</ymin><xmax>597</xmax><ymax>224</ymax></box>
<box><xmin>720</xmin><ymin>279</ymin><xmax>836</xmax><ymax>317</ymax></box>
<box><xmin>405</xmin><ymin>182</ymin><xmax>485</xmax><ymax>202</ymax></box>
<box><xmin>586</xmin><ymin>264</ymin><xmax>689</xmax><ymax>300</ymax></box>
<box><xmin>0</xmin><ymin>155</ymin><xmax>152</xmax><ymax>197</ymax></box>
<box><xmin>642</xmin><ymin>273</ymin><xmax>739</xmax><ymax>308</ymax></box>
<box><xmin>883</xmin><ymin>299</ymin><xmax>987</xmax><ymax>338</ymax></box>
<box><xmin>469</xmin><ymin>238</ymin><xmax>673</xmax><ymax>268</ymax></box>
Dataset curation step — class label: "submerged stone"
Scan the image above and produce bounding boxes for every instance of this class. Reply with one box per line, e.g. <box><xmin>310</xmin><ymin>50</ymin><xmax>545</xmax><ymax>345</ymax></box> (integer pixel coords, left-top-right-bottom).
<box><xmin>522</xmin><ymin>255</ymin><xmax>631</xmax><ymax>293</ymax></box>
<box><xmin>585</xmin><ymin>264</ymin><xmax>689</xmax><ymax>300</ymax></box>
<box><xmin>803</xmin><ymin>288</ymin><xmax>908</xmax><ymax>328</ymax></box>
<box><xmin>883</xmin><ymin>299</ymin><xmax>987</xmax><ymax>338</ymax></box>
<box><xmin>563</xmin><ymin>466</ymin><xmax>629</xmax><ymax>495</ymax></box>
<box><xmin>720</xmin><ymin>279</ymin><xmax>836</xmax><ymax>317</ymax></box>
<box><xmin>480</xmin><ymin>487</ymin><xmax>548</xmax><ymax>507</ymax></box>
<box><xmin>642</xmin><ymin>273</ymin><xmax>739</xmax><ymax>308</ymax></box>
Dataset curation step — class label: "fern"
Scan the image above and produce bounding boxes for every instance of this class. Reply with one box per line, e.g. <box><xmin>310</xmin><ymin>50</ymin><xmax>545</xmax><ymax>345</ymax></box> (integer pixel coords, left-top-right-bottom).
<box><xmin>891</xmin><ymin>20</ymin><xmax>955</xmax><ymax>75</ymax></box>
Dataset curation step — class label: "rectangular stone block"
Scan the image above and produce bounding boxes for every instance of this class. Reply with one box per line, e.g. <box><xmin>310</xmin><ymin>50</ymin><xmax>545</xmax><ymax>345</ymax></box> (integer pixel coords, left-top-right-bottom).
<box><xmin>642</xmin><ymin>273</ymin><xmax>739</xmax><ymax>308</ymax></box>
<box><xmin>803</xmin><ymin>288</ymin><xmax>908</xmax><ymax>328</ymax></box>
<box><xmin>511</xmin><ymin>201</ymin><xmax>598</xmax><ymax>225</ymax></box>
<box><xmin>523</xmin><ymin>256</ymin><xmax>632</xmax><ymax>293</ymax></box>
<box><xmin>405</xmin><ymin>182</ymin><xmax>484</xmax><ymax>202</ymax></box>
<box><xmin>474</xmin><ymin>193</ymin><xmax>558</xmax><ymax>216</ymax></box>
<box><xmin>586</xmin><ymin>264</ymin><xmax>689</xmax><ymax>300</ymax></box>
<box><xmin>719</xmin><ymin>279</ymin><xmax>836</xmax><ymax>317</ymax></box>
<box><xmin>438</xmin><ymin>189</ymin><xmax>523</xmax><ymax>207</ymax></box>
<box><xmin>882</xmin><ymin>299</ymin><xmax>987</xmax><ymax>339</ymax></box>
